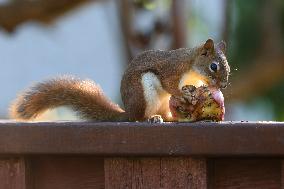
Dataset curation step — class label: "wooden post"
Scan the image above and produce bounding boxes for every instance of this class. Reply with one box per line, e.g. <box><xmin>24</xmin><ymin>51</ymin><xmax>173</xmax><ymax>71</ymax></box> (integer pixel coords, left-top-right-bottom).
<box><xmin>0</xmin><ymin>158</ymin><xmax>27</xmax><ymax>189</ymax></box>
<box><xmin>211</xmin><ymin>159</ymin><xmax>281</xmax><ymax>189</ymax></box>
<box><xmin>281</xmin><ymin>160</ymin><xmax>284</xmax><ymax>189</ymax></box>
<box><xmin>104</xmin><ymin>157</ymin><xmax>207</xmax><ymax>189</ymax></box>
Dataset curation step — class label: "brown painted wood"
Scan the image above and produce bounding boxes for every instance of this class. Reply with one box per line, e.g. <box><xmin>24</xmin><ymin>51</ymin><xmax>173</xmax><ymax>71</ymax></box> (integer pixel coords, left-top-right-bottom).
<box><xmin>281</xmin><ymin>160</ymin><xmax>284</xmax><ymax>189</ymax></box>
<box><xmin>161</xmin><ymin>158</ymin><xmax>207</xmax><ymax>189</ymax></box>
<box><xmin>0</xmin><ymin>121</ymin><xmax>284</xmax><ymax>156</ymax></box>
<box><xmin>104</xmin><ymin>157</ymin><xmax>207</xmax><ymax>189</ymax></box>
<box><xmin>209</xmin><ymin>159</ymin><xmax>281</xmax><ymax>189</ymax></box>
<box><xmin>30</xmin><ymin>156</ymin><xmax>104</xmax><ymax>189</ymax></box>
<box><xmin>0</xmin><ymin>158</ymin><xmax>26</xmax><ymax>189</ymax></box>
<box><xmin>104</xmin><ymin>158</ymin><xmax>163</xmax><ymax>188</ymax></box>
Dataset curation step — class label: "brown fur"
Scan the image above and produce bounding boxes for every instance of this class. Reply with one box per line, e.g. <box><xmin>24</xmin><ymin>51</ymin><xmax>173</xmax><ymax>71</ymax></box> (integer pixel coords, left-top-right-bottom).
<box><xmin>121</xmin><ymin>39</ymin><xmax>230</xmax><ymax>121</ymax></box>
<box><xmin>10</xmin><ymin>39</ymin><xmax>230</xmax><ymax>122</ymax></box>
<box><xmin>10</xmin><ymin>76</ymin><xmax>127</xmax><ymax>121</ymax></box>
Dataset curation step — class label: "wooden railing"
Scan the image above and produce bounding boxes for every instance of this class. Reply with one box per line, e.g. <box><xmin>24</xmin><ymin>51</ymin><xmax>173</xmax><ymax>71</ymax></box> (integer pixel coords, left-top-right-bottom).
<box><xmin>0</xmin><ymin>121</ymin><xmax>284</xmax><ymax>189</ymax></box>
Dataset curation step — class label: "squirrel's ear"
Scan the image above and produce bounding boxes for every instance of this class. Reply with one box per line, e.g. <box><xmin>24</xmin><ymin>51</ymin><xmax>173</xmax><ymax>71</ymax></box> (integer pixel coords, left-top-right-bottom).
<box><xmin>203</xmin><ymin>39</ymin><xmax>214</xmax><ymax>51</ymax></box>
<box><xmin>217</xmin><ymin>41</ymin><xmax>226</xmax><ymax>54</ymax></box>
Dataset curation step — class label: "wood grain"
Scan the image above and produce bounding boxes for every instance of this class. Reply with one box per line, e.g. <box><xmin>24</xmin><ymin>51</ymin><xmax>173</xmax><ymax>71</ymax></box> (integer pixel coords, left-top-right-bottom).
<box><xmin>30</xmin><ymin>156</ymin><xmax>104</xmax><ymax>189</ymax></box>
<box><xmin>209</xmin><ymin>159</ymin><xmax>281</xmax><ymax>189</ymax></box>
<box><xmin>0</xmin><ymin>121</ymin><xmax>284</xmax><ymax>156</ymax></box>
<box><xmin>104</xmin><ymin>157</ymin><xmax>207</xmax><ymax>189</ymax></box>
<box><xmin>281</xmin><ymin>160</ymin><xmax>284</xmax><ymax>189</ymax></box>
<box><xmin>0</xmin><ymin>158</ymin><xmax>26</xmax><ymax>189</ymax></box>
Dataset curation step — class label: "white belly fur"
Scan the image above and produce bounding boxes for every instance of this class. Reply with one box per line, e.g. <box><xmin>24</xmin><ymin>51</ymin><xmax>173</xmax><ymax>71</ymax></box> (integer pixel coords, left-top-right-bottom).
<box><xmin>141</xmin><ymin>70</ymin><xmax>208</xmax><ymax>118</ymax></box>
<box><xmin>141</xmin><ymin>72</ymin><xmax>170</xmax><ymax>118</ymax></box>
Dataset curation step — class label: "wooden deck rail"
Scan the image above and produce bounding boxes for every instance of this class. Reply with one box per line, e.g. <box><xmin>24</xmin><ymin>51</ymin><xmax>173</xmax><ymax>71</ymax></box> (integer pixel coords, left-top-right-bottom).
<box><xmin>0</xmin><ymin>121</ymin><xmax>284</xmax><ymax>188</ymax></box>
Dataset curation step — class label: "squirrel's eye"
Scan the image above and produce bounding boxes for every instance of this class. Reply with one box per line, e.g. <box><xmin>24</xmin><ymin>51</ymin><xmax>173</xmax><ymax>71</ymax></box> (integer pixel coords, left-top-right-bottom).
<box><xmin>201</xmin><ymin>51</ymin><xmax>207</xmax><ymax>56</ymax></box>
<box><xmin>209</xmin><ymin>62</ymin><xmax>219</xmax><ymax>72</ymax></box>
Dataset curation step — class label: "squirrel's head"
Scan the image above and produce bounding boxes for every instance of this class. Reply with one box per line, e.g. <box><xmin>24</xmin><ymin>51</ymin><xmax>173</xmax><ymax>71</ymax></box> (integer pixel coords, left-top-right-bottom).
<box><xmin>192</xmin><ymin>39</ymin><xmax>230</xmax><ymax>89</ymax></box>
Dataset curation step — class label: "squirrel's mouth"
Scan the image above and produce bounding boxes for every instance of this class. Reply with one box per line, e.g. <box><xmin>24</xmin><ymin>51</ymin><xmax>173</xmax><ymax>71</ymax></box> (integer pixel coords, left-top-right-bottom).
<box><xmin>219</xmin><ymin>82</ymin><xmax>228</xmax><ymax>89</ymax></box>
<box><xmin>209</xmin><ymin>80</ymin><xmax>228</xmax><ymax>89</ymax></box>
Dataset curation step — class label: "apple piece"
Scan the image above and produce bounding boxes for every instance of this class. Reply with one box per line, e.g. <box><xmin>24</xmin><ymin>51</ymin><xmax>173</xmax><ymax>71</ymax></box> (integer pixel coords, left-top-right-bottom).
<box><xmin>169</xmin><ymin>85</ymin><xmax>225</xmax><ymax>122</ymax></box>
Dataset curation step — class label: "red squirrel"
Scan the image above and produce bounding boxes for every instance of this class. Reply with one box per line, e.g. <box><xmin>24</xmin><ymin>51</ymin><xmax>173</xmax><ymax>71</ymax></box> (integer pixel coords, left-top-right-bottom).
<box><xmin>10</xmin><ymin>39</ymin><xmax>230</xmax><ymax>122</ymax></box>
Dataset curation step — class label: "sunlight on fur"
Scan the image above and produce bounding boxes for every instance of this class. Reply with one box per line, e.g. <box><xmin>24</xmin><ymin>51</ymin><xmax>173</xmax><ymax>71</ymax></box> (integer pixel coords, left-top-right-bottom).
<box><xmin>34</xmin><ymin>107</ymin><xmax>79</xmax><ymax>121</ymax></box>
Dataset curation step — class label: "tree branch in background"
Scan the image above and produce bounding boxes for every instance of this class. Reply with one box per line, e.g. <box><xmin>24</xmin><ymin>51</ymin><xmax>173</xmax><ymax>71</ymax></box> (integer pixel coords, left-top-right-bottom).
<box><xmin>117</xmin><ymin>0</ymin><xmax>176</xmax><ymax>59</ymax></box>
<box><xmin>117</xmin><ymin>0</ymin><xmax>133</xmax><ymax>61</ymax></box>
<box><xmin>171</xmin><ymin>0</ymin><xmax>187</xmax><ymax>49</ymax></box>
<box><xmin>221</xmin><ymin>0</ymin><xmax>232</xmax><ymax>43</ymax></box>
<box><xmin>0</xmin><ymin>0</ymin><xmax>94</xmax><ymax>32</ymax></box>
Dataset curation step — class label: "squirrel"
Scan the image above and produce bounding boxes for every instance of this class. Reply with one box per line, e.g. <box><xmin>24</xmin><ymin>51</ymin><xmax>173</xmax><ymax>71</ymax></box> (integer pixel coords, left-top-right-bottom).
<box><xmin>10</xmin><ymin>39</ymin><xmax>230</xmax><ymax>122</ymax></box>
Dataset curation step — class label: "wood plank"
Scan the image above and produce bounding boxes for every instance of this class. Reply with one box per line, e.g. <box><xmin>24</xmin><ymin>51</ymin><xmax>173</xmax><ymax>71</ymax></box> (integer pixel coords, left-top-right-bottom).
<box><xmin>31</xmin><ymin>156</ymin><xmax>104</xmax><ymax>189</ymax></box>
<box><xmin>210</xmin><ymin>159</ymin><xmax>281</xmax><ymax>189</ymax></box>
<box><xmin>0</xmin><ymin>158</ymin><xmax>26</xmax><ymax>189</ymax></box>
<box><xmin>161</xmin><ymin>158</ymin><xmax>207</xmax><ymax>189</ymax></box>
<box><xmin>0</xmin><ymin>121</ymin><xmax>284</xmax><ymax>156</ymax></box>
<box><xmin>104</xmin><ymin>157</ymin><xmax>207</xmax><ymax>189</ymax></box>
<box><xmin>281</xmin><ymin>160</ymin><xmax>284</xmax><ymax>189</ymax></box>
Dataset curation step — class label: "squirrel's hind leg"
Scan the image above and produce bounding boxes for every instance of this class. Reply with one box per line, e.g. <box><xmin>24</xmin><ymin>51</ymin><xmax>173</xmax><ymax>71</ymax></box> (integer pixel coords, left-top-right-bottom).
<box><xmin>122</xmin><ymin>72</ymin><xmax>168</xmax><ymax>122</ymax></box>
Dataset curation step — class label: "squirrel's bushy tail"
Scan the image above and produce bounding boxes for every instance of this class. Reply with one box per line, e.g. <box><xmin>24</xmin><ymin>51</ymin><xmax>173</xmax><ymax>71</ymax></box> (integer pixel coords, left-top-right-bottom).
<box><xmin>10</xmin><ymin>76</ymin><xmax>128</xmax><ymax>121</ymax></box>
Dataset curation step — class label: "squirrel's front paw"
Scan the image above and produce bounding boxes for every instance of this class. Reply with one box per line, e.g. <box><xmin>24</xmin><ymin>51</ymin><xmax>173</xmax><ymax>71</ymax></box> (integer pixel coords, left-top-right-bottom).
<box><xmin>182</xmin><ymin>85</ymin><xmax>198</xmax><ymax>105</ymax></box>
<box><xmin>147</xmin><ymin>115</ymin><xmax>164</xmax><ymax>123</ymax></box>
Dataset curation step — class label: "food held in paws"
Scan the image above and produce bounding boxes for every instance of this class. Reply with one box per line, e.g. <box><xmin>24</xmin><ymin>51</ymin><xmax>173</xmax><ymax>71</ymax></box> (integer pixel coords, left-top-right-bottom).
<box><xmin>169</xmin><ymin>85</ymin><xmax>225</xmax><ymax>122</ymax></box>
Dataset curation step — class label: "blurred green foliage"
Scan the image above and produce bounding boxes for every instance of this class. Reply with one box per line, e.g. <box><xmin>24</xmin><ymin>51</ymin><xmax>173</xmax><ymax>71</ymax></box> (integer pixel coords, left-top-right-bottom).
<box><xmin>229</xmin><ymin>0</ymin><xmax>284</xmax><ymax>120</ymax></box>
<box><xmin>229</xmin><ymin>0</ymin><xmax>263</xmax><ymax>68</ymax></box>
